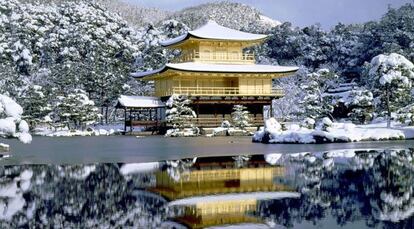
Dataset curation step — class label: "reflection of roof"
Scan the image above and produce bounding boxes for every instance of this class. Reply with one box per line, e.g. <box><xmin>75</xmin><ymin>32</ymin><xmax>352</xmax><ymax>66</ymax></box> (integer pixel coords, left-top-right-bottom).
<box><xmin>116</xmin><ymin>95</ymin><xmax>165</xmax><ymax>108</ymax></box>
<box><xmin>168</xmin><ymin>192</ymin><xmax>300</xmax><ymax>206</ymax></box>
<box><xmin>160</xmin><ymin>20</ymin><xmax>268</xmax><ymax>47</ymax></box>
<box><xmin>132</xmin><ymin>63</ymin><xmax>299</xmax><ymax>79</ymax></box>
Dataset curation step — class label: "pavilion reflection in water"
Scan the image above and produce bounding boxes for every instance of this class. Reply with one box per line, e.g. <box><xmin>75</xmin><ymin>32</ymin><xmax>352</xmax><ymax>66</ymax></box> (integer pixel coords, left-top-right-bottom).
<box><xmin>146</xmin><ymin>155</ymin><xmax>298</xmax><ymax>229</ymax></box>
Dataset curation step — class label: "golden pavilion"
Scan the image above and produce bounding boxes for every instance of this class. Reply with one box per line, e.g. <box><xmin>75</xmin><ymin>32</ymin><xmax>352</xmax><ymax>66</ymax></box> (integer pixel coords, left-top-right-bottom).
<box><xmin>131</xmin><ymin>20</ymin><xmax>298</xmax><ymax>127</ymax></box>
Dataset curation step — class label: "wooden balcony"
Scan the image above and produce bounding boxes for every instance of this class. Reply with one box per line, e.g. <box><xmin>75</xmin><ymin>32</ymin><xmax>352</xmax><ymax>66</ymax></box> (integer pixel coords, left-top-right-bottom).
<box><xmin>175</xmin><ymin>51</ymin><xmax>255</xmax><ymax>64</ymax></box>
<box><xmin>156</xmin><ymin>87</ymin><xmax>284</xmax><ymax>97</ymax></box>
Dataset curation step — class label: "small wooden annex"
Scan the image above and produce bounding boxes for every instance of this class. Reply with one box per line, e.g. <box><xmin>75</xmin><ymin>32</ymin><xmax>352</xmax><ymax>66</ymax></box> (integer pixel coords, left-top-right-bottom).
<box><xmin>115</xmin><ymin>95</ymin><xmax>165</xmax><ymax>132</ymax></box>
<box><xmin>132</xmin><ymin>20</ymin><xmax>298</xmax><ymax>127</ymax></box>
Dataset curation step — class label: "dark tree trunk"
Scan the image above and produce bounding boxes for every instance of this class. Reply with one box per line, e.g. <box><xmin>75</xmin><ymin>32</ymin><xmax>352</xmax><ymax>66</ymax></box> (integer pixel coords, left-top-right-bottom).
<box><xmin>105</xmin><ymin>106</ymin><xmax>109</xmax><ymax>124</ymax></box>
<box><xmin>386</xmin><ymin>85</ymin><xmax>391</xmax><ymax>128</ymax></box>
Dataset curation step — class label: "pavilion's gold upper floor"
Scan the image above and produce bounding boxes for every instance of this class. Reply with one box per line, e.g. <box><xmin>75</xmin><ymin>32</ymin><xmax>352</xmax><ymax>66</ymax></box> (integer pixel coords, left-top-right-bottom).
<box><xmin>171</xmin><ymin>39</ymin><xmax>259</xmax><ymax>64</ymax></box>
<box><xmin>160</xmin><ymin>20</ymin><xmax>267</xmax><ymax>65</ymax></box>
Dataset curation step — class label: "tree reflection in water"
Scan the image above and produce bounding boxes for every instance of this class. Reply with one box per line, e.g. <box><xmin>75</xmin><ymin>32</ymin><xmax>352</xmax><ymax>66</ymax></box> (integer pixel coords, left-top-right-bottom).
<box><xmin>0</xmin><ymin>149</ymin><xmax>412</xmax><ymax>228</ymax></box>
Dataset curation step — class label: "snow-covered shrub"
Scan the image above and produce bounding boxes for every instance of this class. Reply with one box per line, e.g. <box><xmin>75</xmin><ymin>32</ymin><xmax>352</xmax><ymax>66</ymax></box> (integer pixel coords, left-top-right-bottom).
<box><xmin>300</xmin><ymin>118</ymin><xmax>315</xmax><ymax>129</ymax></box>
<box><xmin>231</xmin><ymin>105</ymin><xmax>251</xmax><ymax>130</ymax></box>
<box><xmin>347</xmin><ymin>89</ymin><xmax>374</xmax><ymax>124</ymax></box>
<box><xmin>221</xmin><ymin>120</ymin><xmax>231</xmax><ymax>128</ymax></box>
<box><xmin>326</xmin><ymin>83</ymin><xmax>374</xmax><ymax>124</ymax></box>
<box><xmin>53</xmin><ymin>89</ymin><xmax>100</xmax><ymax>130</ymax></box>
<box><xmin>365</xmin><ymin>53</ymin><xmax>414</xmax><ymax>127</ymax></box>
<box><xmin>321</xmin><ymin>117</ymin><xmax>333</xmax><ymax>131</ymax></box>
<box><xmin>0</xmin><ymin>94</ymin><xmax>32</xmax><ymax>143</ymax></box>
<box><xmin>396</xmin><ymin>104</ymin><xmax>414</xmax><ymax>126</ymax></box>
<box><xmin>165</xmin><ymin>95</ymin><xmax>198</xmax><ymax>137</ymax></box>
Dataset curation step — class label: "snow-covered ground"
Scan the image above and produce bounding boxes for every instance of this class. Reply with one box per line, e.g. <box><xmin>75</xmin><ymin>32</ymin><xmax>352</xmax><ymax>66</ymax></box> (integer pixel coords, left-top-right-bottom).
<box><xmin>32</xmin><ymin>124</ymin><xmax>126</xmax><ymax>137</ymax></box>
<box><xmin>253</xmin><ymin>118</ymin><xmax>414</xmax><ymax>144</ymax></box>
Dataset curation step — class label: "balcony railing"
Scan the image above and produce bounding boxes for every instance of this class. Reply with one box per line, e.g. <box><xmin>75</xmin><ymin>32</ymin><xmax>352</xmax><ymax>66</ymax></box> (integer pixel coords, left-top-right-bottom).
<box><xmin>174</xmin><ymin>51</ymin><xmax>255</xmax><ymax>64</ymax></box>
<box><xmin>156</xmin><ymin>87</ymin><xmax>284</xmax><ymax>97</ymax></box>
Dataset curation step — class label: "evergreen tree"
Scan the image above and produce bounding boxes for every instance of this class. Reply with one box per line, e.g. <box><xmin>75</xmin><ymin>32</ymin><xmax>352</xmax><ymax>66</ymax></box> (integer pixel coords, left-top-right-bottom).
<box><xmin>298</xmin><ymin>69</ymin><xmax>340</xmax><ymax>119</ymax></box>
<box><xmin>231</xmin><ymin>105</ymin><xmax>251</xmax><ymax>130</ymax></box>
<box><xmin>365</xmin><ymin>53</ymin><xmax>414</xmax><ymax>127</ymax></box>
<box><xmin>53</xmin><ymin>89</ymin><xmax>100</xmax><ymax>130</ymax></box>
<box><xmin>165</xmin><ymin>94</ymin><xmax>197</xmax><ymax>131</ymax></box>
<box><xmin>20</xmin><ymin>85</ymin><xmax>52</xmax><ymax>128</ymax></box>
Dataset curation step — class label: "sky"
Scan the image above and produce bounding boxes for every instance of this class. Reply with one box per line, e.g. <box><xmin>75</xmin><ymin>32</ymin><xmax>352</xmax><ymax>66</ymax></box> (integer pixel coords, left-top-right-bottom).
<box><xmin>124</xmin><ymin>0</ymin><xmax>412</xmax><ymax>29</ymax></box>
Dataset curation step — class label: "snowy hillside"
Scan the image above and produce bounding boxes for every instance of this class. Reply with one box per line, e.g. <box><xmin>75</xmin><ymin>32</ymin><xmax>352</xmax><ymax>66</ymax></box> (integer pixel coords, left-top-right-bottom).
<box><xmin>98</xmin><ymin>0</ymin><xmax>171</xmax><ymax>27</ymax></box>
<box><xmin>166</xmin><ymin>1</ymin><xmax>281</xmax><ymax>32</ymax></box>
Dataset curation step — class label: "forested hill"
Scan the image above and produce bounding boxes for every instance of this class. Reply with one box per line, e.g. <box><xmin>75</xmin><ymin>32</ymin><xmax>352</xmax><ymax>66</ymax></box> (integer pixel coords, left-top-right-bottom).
<box><xmin>1</xmin><ymin>0</ymin><xmax>414</xmax><ymax>128</ymax></box>
<box><xmin>166</xmin><ymin>1</ymin><xmax>281</xmax><ymax>32</ymax></box>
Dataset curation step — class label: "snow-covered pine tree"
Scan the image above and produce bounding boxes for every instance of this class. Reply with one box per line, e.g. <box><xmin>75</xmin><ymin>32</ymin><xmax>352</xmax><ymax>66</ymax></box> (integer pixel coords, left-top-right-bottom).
<box><xmin>0</xmin><ymin>94</ymin><xmax>32</xmax><ymax>143</ymax></box>
<box><xmin>53</xmin><ymin>89</ymin><xmax>100</xmax><ymax>130</ymax></box>
<box><xmin>160</xmin><ymin>19</ymin><xmax>189</xmax><ymax>39</ymax></box>
<box><xmin>165</xmin><ymin>94</ymin><xmax>197</xmax><ymax>136</ymax></box>
<box><xmin>365</xmin><ymin>53</ymin><xmax>414</xmax><ymax>127</ymax></box>
<box><xmin>231</xmin><ymin>105</ymin><xmax>251</xmax><ymax>130</ymax></box>
<box><xmin>20</xmin><ymin>85</ymin><xmax>52</xmax><ymax>128</ymax></box>
<box><xmin>298</xmin><ymin>69</ymin><xmax>340</xmax><ymax>120</ymax></box>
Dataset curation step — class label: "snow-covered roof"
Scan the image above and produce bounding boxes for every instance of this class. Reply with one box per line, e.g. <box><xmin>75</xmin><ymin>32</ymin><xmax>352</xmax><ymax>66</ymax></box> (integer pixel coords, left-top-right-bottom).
<box><xmin>131</xmin><ymin>67</ymin><xmax>165</xmax><ymax>78</ymax></box>
<box><xmin>132</xmin><ymin>63</ymin><xmax>299</xmax><ymax>79</ymax></box>
<box><xmin>160</xmin><ymin>20</ymin><xmax>268</xmax><ymax>47</ymax></box>
<box><xmin>116</xmin><ymin>95</ymin><xmax>165</xmax><ymax>108</ymax></box>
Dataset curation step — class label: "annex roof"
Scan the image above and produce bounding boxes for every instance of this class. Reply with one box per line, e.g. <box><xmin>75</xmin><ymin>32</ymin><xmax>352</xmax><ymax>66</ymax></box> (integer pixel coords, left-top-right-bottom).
<box><xmin>160</xmin><ymin>20</ymin><xmax>268</xmax><ymax>47</ymax></box>
<box><xmin>131</xmin><ymin>63</ymin><xmax>299</xmax><ymax>79</ymax></box>
<box><xmin>116</xmin><ymin>95</ymin><xmax>165</xmax><ymax>108</ymax></box>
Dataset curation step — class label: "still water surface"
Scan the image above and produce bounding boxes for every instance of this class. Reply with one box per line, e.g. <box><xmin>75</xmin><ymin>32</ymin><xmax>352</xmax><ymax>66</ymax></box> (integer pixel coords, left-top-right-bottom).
<box><xmin>0</xmin><ymin>148</ymin><xmax>413</xmax><ymax>228</ymax></box>
<box><xmin>0</xmin><ymin>136</ymin><xmax>413</xmax><ymax>165</ymax></box>
<box><xmin>0</xmin><ymin>137</ymin><xmax>413</xmax><ymax>228</ymax></box>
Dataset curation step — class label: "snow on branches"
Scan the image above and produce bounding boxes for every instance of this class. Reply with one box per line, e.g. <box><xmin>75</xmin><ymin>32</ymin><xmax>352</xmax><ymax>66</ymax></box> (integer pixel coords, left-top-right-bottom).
<box><xmin>231</xmin><ymin>105</ymin><xmax>251</xmax><ymax>130</ymax></box>
<box><xmin>53</xmin><ymin>89</ymin><xmax>100</xmax><ymax>130</ymax></box>
<box><xmin>365</xmin><ymin>53</ymin><xmax>414</xmax><ymax>127</ymax></box>
<box><xmin>165</xmin><ymin>94</ymin><xmax>198</xmax><ymax>137</ymax></box>
<box><xmin>0</xmin><ymin>94</ymin><xmax>32</xmax><ymax>143</ymax></box>
<box><xmin>298</xmin><ymin>69</ymin><xmax>340</xmax><ymax>120</ymax></box>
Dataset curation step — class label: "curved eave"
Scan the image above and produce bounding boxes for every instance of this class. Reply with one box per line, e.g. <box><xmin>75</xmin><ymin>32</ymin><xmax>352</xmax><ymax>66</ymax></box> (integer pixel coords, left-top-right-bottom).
<box><xmin>161</xmin><ymin>34</ymin><xmax>268</xmax><ymax>49</ymax></box>
<box><xmin>130</xmin><ymin>66</ymin><xmax>167</xmax><ymax>79</ymax></box>
<box><xmin>132</xmin><ymin>65</ymin><xmax>299</xmax><ymax>80</ymax></box>
<box><xmin>167</xmin><ymin>65</ymin><xmax>298</xmax><ymax>75</ymax></box>
<box><xmin>160</xmin><ymin>33</ymin><xmax>190</xmax><ymax>47</ymax></box>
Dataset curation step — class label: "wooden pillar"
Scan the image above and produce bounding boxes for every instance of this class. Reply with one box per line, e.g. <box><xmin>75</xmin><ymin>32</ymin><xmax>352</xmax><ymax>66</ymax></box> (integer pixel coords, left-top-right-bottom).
<box><xmin>129</xmin><ymin>109</ymin><xmax>132</xmax><ymax>132</ymax></box>
<box><xmin>150</xmin><ymin>109</ymin><xmax>152</xmax><ymax>121</ymax></box>
<box><xmin>124</xmin><ymin>108</ymin><xmax>127</xmax><ymax>133</ymax></box>
<box><xmin>196</xmin><ymin>103</ymin><xmax>200</xmax><ymax>117</ymax></box>
<box><xmin>270</xmin><ymin>101</ymin><xmax>273</xmax><ymax>118</ymax></box>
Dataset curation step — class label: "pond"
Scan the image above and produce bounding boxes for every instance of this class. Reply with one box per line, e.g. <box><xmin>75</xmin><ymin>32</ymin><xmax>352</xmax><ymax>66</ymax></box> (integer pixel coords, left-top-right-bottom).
<box><xmin>0</xmin><ymin>136</ymin><xmax>414</xmax><ymax>165</ymax></box>
<box><xmin>0</xmin><ymin>137</ymin><xmax>413</xmax><ymax>228</ymax></box>
<box><xmin>0</xmin><ymin>149</ymin><xmax>413</xmax><ymax>228</ymax></box>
